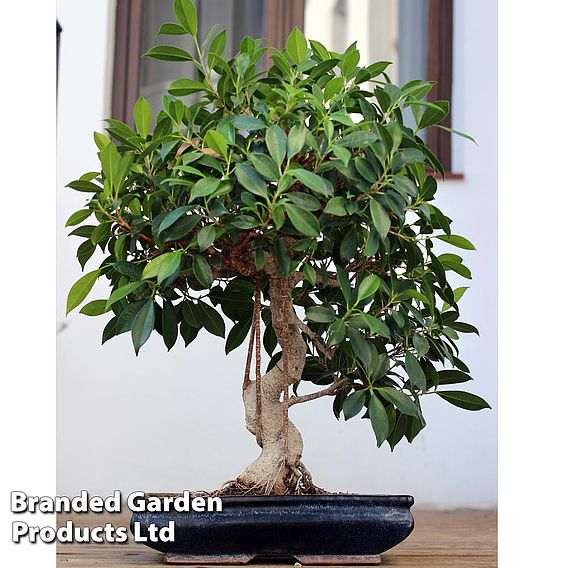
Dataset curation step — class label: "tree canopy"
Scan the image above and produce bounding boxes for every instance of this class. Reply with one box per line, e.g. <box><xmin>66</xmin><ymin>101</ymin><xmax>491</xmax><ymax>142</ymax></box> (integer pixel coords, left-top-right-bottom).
<box><xmin>66</xmin><ymin>0</ymin><xmax>489</xmax><ymax>452</ymax></box>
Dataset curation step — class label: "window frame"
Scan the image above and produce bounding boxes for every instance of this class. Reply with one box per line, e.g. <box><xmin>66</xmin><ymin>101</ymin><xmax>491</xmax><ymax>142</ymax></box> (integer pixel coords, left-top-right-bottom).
<box><xmin>427</xmin><ymin>0</ymin><xmax>454</xmax><ymax>174</ymax></box>
<box><xmin>111</xmin><ymin>0</ymin><xmax>144</xmax><ymax>128</ymax></box>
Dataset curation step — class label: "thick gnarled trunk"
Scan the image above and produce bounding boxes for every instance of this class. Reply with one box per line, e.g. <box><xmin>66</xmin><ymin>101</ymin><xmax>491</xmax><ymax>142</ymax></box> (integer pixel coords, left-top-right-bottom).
<box><xmin>237</xmin><ymin>276</ymin><xmax>309</xmax><ymax>494</ymax></box>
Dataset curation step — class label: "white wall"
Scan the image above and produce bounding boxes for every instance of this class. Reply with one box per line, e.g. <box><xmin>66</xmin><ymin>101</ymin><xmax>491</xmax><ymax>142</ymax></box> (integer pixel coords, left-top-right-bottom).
<box><xmin>57</xmin><ymin>0</ymin><xmax>497</xmax><ymax>508</ymax></box>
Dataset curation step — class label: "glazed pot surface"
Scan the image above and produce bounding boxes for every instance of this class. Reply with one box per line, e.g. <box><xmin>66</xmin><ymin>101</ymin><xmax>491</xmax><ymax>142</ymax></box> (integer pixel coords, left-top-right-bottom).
<box><xmin>131</xmin><ymin>494</ymin><xmax>414</xmax><ymax>563</ymax></box>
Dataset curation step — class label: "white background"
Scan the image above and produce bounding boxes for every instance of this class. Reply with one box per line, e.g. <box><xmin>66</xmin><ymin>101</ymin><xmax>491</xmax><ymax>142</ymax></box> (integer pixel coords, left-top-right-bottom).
<box><xmin>55</xmin><ymin>0</ymin><xmax>496</xmax><ymax>509</ymax></box>
<box><xmin>2</xmin><ymin>0</ymin><xmax>567</xmax><ymax>566</ymax></box>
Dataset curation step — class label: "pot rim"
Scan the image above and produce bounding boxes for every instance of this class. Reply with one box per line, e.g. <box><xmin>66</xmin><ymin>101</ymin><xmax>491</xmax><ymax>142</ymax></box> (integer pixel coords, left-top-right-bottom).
<box><xmin>144</xmin><ymin>493</ymin><xmax>414</xmax><ymax>506</ymax></box>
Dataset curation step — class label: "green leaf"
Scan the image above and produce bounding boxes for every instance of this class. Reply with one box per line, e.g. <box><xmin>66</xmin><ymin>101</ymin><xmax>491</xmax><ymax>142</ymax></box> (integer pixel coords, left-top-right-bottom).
<box><xmin>434</xmin><ymin>124</ymin><xmax>478</xmax><ymax>145</ymax></box>
<box><xmin>302</xmin><ymin>263</ymin><xmax>316</xmax><ymax>286</ymax></box>
<box><xmin>366</xmin><ymin>60</ymin><xmax>391</xmax><ymax>78</ymax></box>
<box><xmin>453</xmin><ymin>286</ymin><xmax>469</xmax><ymax>303</ymax></box>
<box><xmin>80</xmin><ymin>300</ymin><xmax>110</xmax><ymax>317</ymax></box>
<box><xmin>101</xmin><ymin>317</ymin><xmax>118</xmax><ymax>344</ymax></box>
<box><xmin>133</xmin><ymin>97</ymin><xmax>151</xmax><ymax>139</ymax></box>
<box><xmin>191</xmin><ymin>177</ymin><xmax>221</xmax><ymax>200</ymax></box>
<box><xmin>131</xmin><ymin>299</ymin><xmax>155</xmax><ymax>355</ymax></box>
<box><xmin>412</xmin><ymin>334</ymin><xmax>429</xmax><ymax>357</ymax></box>
<box><xmin>199</xmin><ymin>302</ymin><xmax>225</xmax><ymax>337</ymax></box>
<box><xmin>250</xmin><ymin>153</ymin><xmax>279</xmax><ymax>181</ymax></box>
<box><xmin>144</xmin><ymin>45</ymin><xmax>193</xmax><ymax>62</ymax></box>
<box><xmin>436</xmin><ymin>234</ymin><xmax>476</xmax><ymax>250</ymax></box>
<box><xmin>142</xmin><ymin>252</ymin><xmax>182</xmax><ymax>285</ymax></box>
<box><xmin>99</xmin><ymin>142</ymin><xmax>120</xmax><ymax>191</ymax></box>
<box><xmin>286</xmin><ymin>27</ymin><xmax>308</xmax><ymax>64</ymax></box>
<box><xmin>337</xmin><ymin>131</ymin><xmax>378</xmax><ymax>148</ymax></box>
<box><xmin>168</xmin><ymin>78</ymin><xmax>205</xmax><ymax>96</ymax></box>
<box><xmin>328</xmin><ymin>318</ymin><xmax>346</xmax><ymax>345</ymax></box>
<box><xmin>369</xmin><ymin>395</ymin><xmax>389</xmax><ymax>446</ymax></box>
<box><xmin>343</xmin><ymin>391</ymin><xmax>365</xmax><ymax>420</ymax></box>
<box><xmin>397</xmin><ymin>289</ymin><xmax>430</xmax><ymax>304</ymax></box>
<box><xmin>370</xmin><ymin>199</ymin><xmax>391</xmax><ymax>240</ymax></box>
<box><xmin>290</xmin><ymin>169</ymin><xmax>333</xmax><ymax>197</ymax></box>
<box><xmin>164</xmin><ymin>215</ymin><xmax>201</xmax><ymax>241</ymax></box>
<box><xmin>173</xmin><ymin>0</ymin><xmax>197</xmax><ymax>35</ymax></box>
<box><xmin>310</xmin><ymin>39</ymin><xmax>330</xmax><ymax>61</ymax></box>
<box><xmin>354</xmin><ymin>157</ymin><xmax>376</xmax><ymax>183</ymax></box>
<box><xmin>266</xmin><ymin>124</ymin><xmax>287</xmax><ymax>167</ymax></box>
<box><xmin>66</xmin><ymin>179</ymin><xmax>102</xmax><ymax>193</ymax></box>
<box><xmin>182</xmin><ymin>301</ymin><xmax>201</xmax><ymax>328</ymax></box>
<box><xmin>225</xmin><ymin>318</ymin><xmax>252</xmax><ymax>354</ymax></box>
<box><xmin>106</xmin><ymin>281</ymin><xmax>145</xmax><ymax>309</ymax></box>
<box><xmin>180</xmin><ymin>321</ymin><xmax>199</xmax><ymax>346</ymax></box>
<box><xmin>66</xmin><ymin>269</ymin><xmax>100</xmax><ymax>314</ymax></box>
<box><xmin>197</xmin><ymin>225</ymin><xmax>216</xmax><ymax>251</ymax></box>
<box><xmin>379</xmin><ymin>387</ymin><xmax>421</xmax><ymax>418</ymax></box>
<box><xmin>387</xmin><ymin>412</ymin><xmax>407</xmax><ymax>451</ymax></box>
<box><xmin>351</xmin><ymin>314</ymin><xmax>390</xmax><ymax>338</ymax></box>
<box><xmin>162</xmin><ymin>301</ymin><xmax>178</xmax><ymax>351</ymax></box>
<box><xmin>204</xmin><ymin>130</ymin><xmax>228</xmax><ymax>160</ymax></box>
<box><xmin>356</xmin><ymin>274</ymin><xmax>381</xmax><ymax>304</ymax></box>
<box><xmin>336</xmin><ymin>267</ymin><xmax>351</xmax><ymax>304</ymax></box>
<box><xmin>452</xmin><ymin>321</ymin><xmax>480</xmax><ymax>335</ymax></box>
<box><xmin>93</xmin><ymin>132</ymin><xmax>110</xmax><ymax>150</ymax></box>
<box><xmin>255</xmin><ymin>248</ymin><xmax>265</xmax><ymax>271</ymax></box>
<box><xmin>232</xmin><ymin>116</ymin><xmax>266</xmax><ymax>131</ymax></box>
<box><xmin>436</xmin><ymin>391</ymin><xmax>491</xmax><ymax>411</ymax></box>
<box><xmin>208</xmin><ymin>29</ymin><xmax>227</xmax><ymax>65</ymax></box>
<box><xmin>324</xmin><ymin>196</ymin><xmax>348</xmax><ymax>216</ymax></box>
<box><xmin>323</xmin><ymin>76</ymin><xmax>343</xmax><ymax>99</ymax></box>
<box><xmin>332</xmin><ymin>145</ymin><xmax>351</xmax><ymax>166</ymax></box>
<box><xmin>115</xmin><ymin>301</ymin><xmax>144</xmax><ymax>335</ymax></box>
<box><xmin>156</xmin><ymin>22</ymin><xmax>187</xmax><ymax>36</ymax></box>
<box><xmin>76</xmin><ymin>240</ymin><xmax>96</xmax><ymax>270</ymax></box>
<box><xmin>287</xmin><ymin>123</ymin><xmax>307</xmax><ymax>158</ymax></box>
<box><xmin>235</xmin><ymin>163</ymin><xmax>268</xmax><ymax>198</ymax></box>
<box><xmin>340</xmin><ymin>49</ymin><xmax>360</xmax><ymax>78</ymax></box>
<box><xmin>306</xmin><ymin>306</ymin><xmax>336</xmax><ymax>323</ymax></box>
<box><xmin>348</xmin><ymin>328</ymin><xmax>372</xmax><ymax>371</ymax></box>
<box><xmin>283</xmin><ymin>203</ymin><xmax>320</xmax><ymax>237</ymax></box>
<box><xmin>405</xmin><ymin>352</ymin><xmax>427</xmax><ymax>390</ymax></box>
<box><xmin>438</xmin><ymin>370</ymin><xmax>473</xmax><ymax>385</ymax></box>
<box><xmin>65</xmin><ymin>209</ymin><xmax>92</xmax><ymax>227</ymax></box>
<box><xmin>418</xmin><ymin>100</ymin><xmax>449</xmax><ymax>130</ymax></box>
<box><xmin>158</xmin><ymin>206</ymin><xmax>192</xmax><ymax>234</ymax></box>
<box><xmin>193</xmin><ymin>255</ymin><xmax>213</xmax><ymax>287</ymax></box>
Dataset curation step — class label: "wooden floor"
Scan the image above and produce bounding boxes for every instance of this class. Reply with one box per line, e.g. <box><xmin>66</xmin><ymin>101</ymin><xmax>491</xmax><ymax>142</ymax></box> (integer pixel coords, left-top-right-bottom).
<box><xmin>57</xmin><ymin>509</ymin><xmax>496</xmax><ymax>567</ymax></box>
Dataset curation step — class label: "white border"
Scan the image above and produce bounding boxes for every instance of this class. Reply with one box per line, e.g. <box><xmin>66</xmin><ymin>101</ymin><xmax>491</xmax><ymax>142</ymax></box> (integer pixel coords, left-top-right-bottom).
<box><xmin>499</xmin><ymin>1</ymin><xmax>567</xmax><ymax>566</ymax></box>
<box><xmin>0</xmin><ymin>1</ymin><xmax>56</xmax><ymax>566</ymax></box>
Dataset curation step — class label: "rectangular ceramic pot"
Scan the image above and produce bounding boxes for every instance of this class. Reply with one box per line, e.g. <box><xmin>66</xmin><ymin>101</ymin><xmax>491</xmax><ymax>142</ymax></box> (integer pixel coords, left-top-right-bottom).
<box><xmin>130</xmin><ymin>494</ymin><xmax>414</xmax><ymax>564</ymax></box>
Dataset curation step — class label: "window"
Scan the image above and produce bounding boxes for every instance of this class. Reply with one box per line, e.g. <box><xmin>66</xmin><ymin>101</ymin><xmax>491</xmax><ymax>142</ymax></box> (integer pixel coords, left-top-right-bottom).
<box><xmin>112</xmin><ymin>0</ymin><xmax>455</xmax><ymax>172</ymax></box>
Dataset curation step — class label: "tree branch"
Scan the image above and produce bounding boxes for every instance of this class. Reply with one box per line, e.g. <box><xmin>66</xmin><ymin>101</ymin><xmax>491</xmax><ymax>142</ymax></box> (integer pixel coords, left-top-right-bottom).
<box><xmin>287</xmin><ymin>378</ymin><xmax>348</xmax><ymax>407</ymax></box>
<box><xmin>292</xmin><ymin>315</ymin><xmax>333</xmax><ymax>360</ymax></box>
<box><xmin>291</xmin><ymin>272</ymin><xmax>341</xmax><ymax>288</ymax></box>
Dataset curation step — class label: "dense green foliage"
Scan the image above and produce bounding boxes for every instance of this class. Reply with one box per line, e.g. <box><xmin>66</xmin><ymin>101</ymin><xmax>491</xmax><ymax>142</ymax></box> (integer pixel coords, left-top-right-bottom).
<box><xmin>66</xmin><ymin>0</ymin><xmax>489</xmax><ymax>450</ymax></box>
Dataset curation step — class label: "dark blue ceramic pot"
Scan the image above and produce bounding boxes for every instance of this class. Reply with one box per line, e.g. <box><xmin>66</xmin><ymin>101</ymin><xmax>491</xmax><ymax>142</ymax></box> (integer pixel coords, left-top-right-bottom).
<box><xmin>130</xmin><ymin>494</ymin><xmax>414</xmax><ymax>564</ymax></box>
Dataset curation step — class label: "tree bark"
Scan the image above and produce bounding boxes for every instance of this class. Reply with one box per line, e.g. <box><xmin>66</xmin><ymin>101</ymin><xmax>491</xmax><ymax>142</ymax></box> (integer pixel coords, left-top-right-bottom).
<box><xmin>237</xmin><ymin>275</ymin><xmax>309</xmax><ymax>494</ymax></box>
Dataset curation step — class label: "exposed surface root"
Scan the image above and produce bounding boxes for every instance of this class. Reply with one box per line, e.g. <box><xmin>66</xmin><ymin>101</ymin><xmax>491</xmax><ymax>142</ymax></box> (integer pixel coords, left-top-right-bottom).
<box><xmin>202</xmin><ymin>464</ymin><xmax>329</xmax><ymax>497</ymax></box>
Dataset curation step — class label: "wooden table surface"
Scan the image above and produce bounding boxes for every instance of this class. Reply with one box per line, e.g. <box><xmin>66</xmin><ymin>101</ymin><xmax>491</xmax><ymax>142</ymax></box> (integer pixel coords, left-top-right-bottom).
<box><xmin>57</xmin><ymin>509</ymin><xmax>496</xmax><ymax>567</ymax></box>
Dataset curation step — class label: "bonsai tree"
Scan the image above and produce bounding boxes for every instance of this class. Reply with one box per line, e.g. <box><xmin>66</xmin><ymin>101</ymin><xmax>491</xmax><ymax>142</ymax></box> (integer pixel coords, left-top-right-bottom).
<box><xmin>65</xmin><ymin>0</ymin><xmax>489</xmax><ymax>495</ymax></box>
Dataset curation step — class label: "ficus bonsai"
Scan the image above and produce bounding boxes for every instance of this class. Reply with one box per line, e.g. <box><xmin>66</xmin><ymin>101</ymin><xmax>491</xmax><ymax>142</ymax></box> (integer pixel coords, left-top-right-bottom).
<box><xmin>65</xmin><ymin>0</ymin><xmax>489</xmax><ymax>496</ymax></box>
